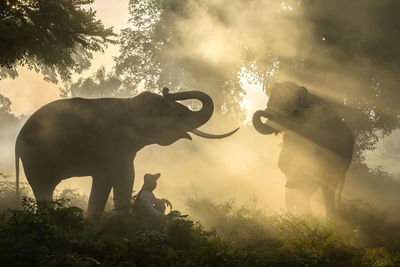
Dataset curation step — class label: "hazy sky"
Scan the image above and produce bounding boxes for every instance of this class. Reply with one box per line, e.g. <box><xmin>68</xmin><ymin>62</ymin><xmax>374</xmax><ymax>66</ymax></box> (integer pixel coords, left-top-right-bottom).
<box><xmin>0</xmin><ymin>0</ymin><xmax>130</xmax><ymax>116</ymax></box>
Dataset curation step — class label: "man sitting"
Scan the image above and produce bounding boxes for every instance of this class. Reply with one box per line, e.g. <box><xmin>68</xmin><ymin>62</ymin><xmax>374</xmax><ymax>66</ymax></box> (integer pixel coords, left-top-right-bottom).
<box><xmin>132</xmin><ymin>173</ymin><xmax>172</xmax><ymax>218</ymax></box>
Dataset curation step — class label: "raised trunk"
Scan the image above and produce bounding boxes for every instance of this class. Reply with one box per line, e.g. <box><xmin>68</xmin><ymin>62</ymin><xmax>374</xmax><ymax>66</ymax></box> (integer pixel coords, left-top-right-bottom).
<box><xmin>252</xmin><ymin>110</ymin><xmax>277</xmax><ymax>135</ymax></box>
<box><xmin>162</xmin><ymin>87</ymin><xmax>214</xmax><ymax>128</ymax></box>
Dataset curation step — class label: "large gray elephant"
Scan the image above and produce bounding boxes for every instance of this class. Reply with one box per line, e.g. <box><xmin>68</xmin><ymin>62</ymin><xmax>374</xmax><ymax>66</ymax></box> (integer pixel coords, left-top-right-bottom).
<box><xmin>15</xmin><ymin>88</ymin><xmax>238</xmax><ymax>219</ymax></box>
<box><xmin>252</xmin><ymin>82</ymin><xmax>354</xmax><ymax>218</ymax></box>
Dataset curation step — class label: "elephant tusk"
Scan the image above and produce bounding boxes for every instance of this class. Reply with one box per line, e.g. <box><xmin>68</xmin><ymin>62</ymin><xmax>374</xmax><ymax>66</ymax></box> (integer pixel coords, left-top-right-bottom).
<box><xmin>190</xmin><ymin>127</ymin><xmax>239</xmax><ymax>139</ymax></box>
<box><xmin>182</xmin><ymin>132</ymin><xmax>192</xmax><ymax>140</ymax></box>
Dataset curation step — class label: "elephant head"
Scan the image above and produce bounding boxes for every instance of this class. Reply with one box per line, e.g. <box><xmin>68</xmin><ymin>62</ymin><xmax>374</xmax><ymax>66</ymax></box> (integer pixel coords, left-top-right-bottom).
<box><xmin>129</xmin><ymin>87</ymin><xmax>239</xmax><ymax>146</ymax></box>
<box><xmin>252</xmin><ymin>82</ymin><xmax>308</xmax><ymax>135</ymax></box>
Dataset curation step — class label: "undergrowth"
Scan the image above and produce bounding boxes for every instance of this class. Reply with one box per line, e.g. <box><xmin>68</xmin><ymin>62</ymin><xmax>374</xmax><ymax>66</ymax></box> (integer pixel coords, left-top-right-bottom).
<box><xmin>0</xmin><ymin>182</ymin><xmax>400</xmax><ymax>266</ymax></box>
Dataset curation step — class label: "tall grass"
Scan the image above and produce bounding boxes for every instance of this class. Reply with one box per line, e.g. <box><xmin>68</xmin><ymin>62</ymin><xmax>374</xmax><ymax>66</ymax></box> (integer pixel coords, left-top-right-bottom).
<box><xmin>0</xmin><ymin>181</ymin><xmax>400</xmax><ymax>266</ymax></box>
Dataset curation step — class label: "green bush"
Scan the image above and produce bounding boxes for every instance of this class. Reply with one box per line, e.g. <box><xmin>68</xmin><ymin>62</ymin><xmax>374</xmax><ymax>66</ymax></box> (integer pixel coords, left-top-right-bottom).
<box><xmin>0</xmin><ymin>197</ymin><xmax>233</xmax><ymax>266</ymax></box>
<box><xmin>186</xmin><ymin>198</ymin><xmax>364</xmax><ymax>266</ymax></box>
<box><xmin>1</xmin><ymin>181</ymin><xmax>400</xmax><ymax>266</ymax></box>
<box><xmin>0</xmin><ymin>179</ymin><xmax>31</xmax><ymax>210</ymax></box>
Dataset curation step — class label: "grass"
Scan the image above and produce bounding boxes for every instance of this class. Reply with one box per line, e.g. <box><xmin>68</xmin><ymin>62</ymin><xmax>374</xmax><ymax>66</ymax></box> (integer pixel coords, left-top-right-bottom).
<box><xmin>0</xmin><ymin>181</ymin><xmax>400</xmax><ymax>266</ymax></box>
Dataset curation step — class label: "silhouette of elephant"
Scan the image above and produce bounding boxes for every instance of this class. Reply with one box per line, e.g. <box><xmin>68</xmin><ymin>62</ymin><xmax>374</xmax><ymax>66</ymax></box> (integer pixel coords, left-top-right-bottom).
<box><xmin>16</xmin><ymin>88</ymin><xmax>239</xmax><ymax>219</ymax></box>
<box><xmin>252</xmin><ymin>82</ymin><xmax>354</xmax><ymax>218</ymax></box>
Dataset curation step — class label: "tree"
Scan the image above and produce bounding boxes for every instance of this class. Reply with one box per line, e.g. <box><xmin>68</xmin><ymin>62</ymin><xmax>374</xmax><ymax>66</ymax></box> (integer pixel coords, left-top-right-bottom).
<box><xmin>115</xmin><ymin>0</ymin><xmax>246</xmax><ymax>121</ymax></box>
<box><xmin>0</xmin><ymin>93</ymin><xmax>19</xmax><ymax>130</ymax></box>
<box><xmin>290</xmin><ymin>0</ymin><xmax>400</xmax><ymax>161</ymax></box>
<box><xmin>102</xmin><ymin>0</ymin><xmax>400</xmax><ymax>159</ymax></box>
<box><xmin>0</xmin><ymin>93</ymin><xmax>26</xmax><ymax>171</ymax></box>
<box><xmin>60</xmin><ymin>66</ymin><xmax>124</xmax><ymax>98</ymax></box>
<box><xmin>235</xmin><ymin>0</ymin><xmax>400</xmax><ymax>161</ymax></box>
<box><xmin>0</xmin><ymin>0</ymin><xmax>116</xmax><ymax>83</ymax></box>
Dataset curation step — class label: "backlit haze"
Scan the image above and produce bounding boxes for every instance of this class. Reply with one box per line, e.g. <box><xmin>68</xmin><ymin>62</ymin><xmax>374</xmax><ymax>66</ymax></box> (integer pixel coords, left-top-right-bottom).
<box><xmin>1</xmin><ymin>0</ymin><xmax>399</xmax><ymax>217</ymax></box>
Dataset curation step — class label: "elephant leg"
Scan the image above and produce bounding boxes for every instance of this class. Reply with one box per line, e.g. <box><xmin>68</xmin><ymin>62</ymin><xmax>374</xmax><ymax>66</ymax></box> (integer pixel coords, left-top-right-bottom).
<box><xmin>87</xmin><ymin>175</ymin><xmax>113</xmax><ymax>221</ymax></box>
<box><xmin>321</xmin><ymin>186</ymin><xmax>336</xmax><ymax>219</ymax></box>
<box><xmin>335</xmin><ymin>174</ymin><xmax>346</xmax><ymax>210</ymax></box>
<box><xmin>30</xmin><ymin>176</ymin><xmax>60</xmax><ymax>202</ymax></box>
<box><xmin>112</xmin><ymin>163</ymin><xmax>134</xmax><ymax>215</ymax></box>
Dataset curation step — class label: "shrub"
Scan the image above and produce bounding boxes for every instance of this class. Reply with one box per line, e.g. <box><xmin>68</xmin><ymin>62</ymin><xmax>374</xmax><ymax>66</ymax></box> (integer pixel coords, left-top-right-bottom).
<box><xmin>1</xmin><ymin>180</ymin><xmax>400</xmax><ymax>266</ymax></box>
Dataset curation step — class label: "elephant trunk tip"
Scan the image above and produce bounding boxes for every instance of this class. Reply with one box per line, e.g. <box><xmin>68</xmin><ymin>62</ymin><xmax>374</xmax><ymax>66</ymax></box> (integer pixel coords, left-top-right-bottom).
<box><xmin>252</xmin><ymin>110</ymin><xmax>277</xmax><ymax>135</ymax></box>
<box><xmin>162</xmin><ymin>87</ymin><xmax>170</xmax><ymax>96</ymax></box>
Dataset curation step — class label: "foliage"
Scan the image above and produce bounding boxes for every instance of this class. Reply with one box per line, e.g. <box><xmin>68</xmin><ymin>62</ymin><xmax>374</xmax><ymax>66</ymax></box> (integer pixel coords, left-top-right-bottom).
<box><xmin>186</xmin><ymin>198</ymin><xmax>400</xmax><ymax>266</ymax></box>
<box><xmin>60</xmin><ymin>66</ymin><xmax>125</xmax><ymax>98</ymax></box>
<box><xmin>0</xmin><ymin>179</ymin><xmax>31</xmax><ymax>210</ymax></box>
<box><xmin>236</xmin><ymin>0</ymin><xmax>400</xmax><ymax>161</ymax></box>
<box><xmin>286</xmin><ymin>0</ymin><xmax>400</xmax><ymax>160</ymax></box>
<box><xmin>114</xmin><ymin>0</ymin><xmax>246</xmax><ymax>122</ymax></box>
<box><xmin>0</xmin><ymin>198</ymin><xmax>231</xmax><ymax>267</ymax></box>
<box><xmin>110</xmin><ymin>0</ymin><xmax>400</xmax><ymax>160</ymax></box>
<box><xmin>0</xmin><ymin>94</ymin><xmax>21</xmax><ymax>145</ymax></box>
<box><xmin>186</xmin><ymin>198</ymin><xmax>363</xmax><ymax>266</ymax></box>
<box><xmin>185</xmin><ymin>197</ymin><xmax>279</xmax><ymax>248</ymax></box>
<box><xmin>0</xmin><ymin>94</ymin><xmax>12</xmax><ymax>114</ymax></box>
<box><xmin>1</xmin><ymin>181</ymin><xmax>400</xmax><ymax>266</ymax></box>
<box><xmin>0</xmin><ymin>0</ymin><xmax>116</xmax><ymax>82</ymax></box>
<box><xmin>0</xmin><ymin>93</ymin><xmax>20</xmax><ymax>129</ymax></box>
<box><xmin>0</xmin><ymin>95</ymin><xmax>27</xmax><ymax>184</ymax></box>
<box><xmin>345</xmin><ymin>163</ymin><xmax>400</xmax><ymax>219</ymax></box>
<box><xmin>56</xmin><ymin>188</ymin><xmax>88</xmax><ymax>210</ymax></box>
<box><xmin>296</xmin><ymin>0</ymin><xmax>400</xmax><ymax>118</ymax></box>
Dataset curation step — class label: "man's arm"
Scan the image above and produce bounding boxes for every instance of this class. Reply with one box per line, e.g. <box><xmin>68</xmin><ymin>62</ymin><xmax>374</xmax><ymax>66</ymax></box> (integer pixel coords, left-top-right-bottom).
<box><xmin>155</xmin><ymin>197</ymin><xmax>172</xmax><ymax>209</ymax></box>
<box><xmin>141</xmin><ymin>191</ymin><xmax>163</xmax><ymax>216</ymax></box>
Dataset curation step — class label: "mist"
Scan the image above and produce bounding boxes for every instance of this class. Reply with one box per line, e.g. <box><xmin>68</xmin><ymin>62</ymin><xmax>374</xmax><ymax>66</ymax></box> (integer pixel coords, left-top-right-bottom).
<box><xmin>1</xmin><ymin>0</ymin><xmax>400</xmax><ymax>224</ymax></box>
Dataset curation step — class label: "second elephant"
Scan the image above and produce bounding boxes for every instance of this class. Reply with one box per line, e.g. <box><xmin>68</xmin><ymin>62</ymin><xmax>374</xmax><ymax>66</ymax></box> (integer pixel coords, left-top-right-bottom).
<box><xmin>253</xmin><ymin>82</ymin><xmax>354</xmax><ymax>218</ymax></box>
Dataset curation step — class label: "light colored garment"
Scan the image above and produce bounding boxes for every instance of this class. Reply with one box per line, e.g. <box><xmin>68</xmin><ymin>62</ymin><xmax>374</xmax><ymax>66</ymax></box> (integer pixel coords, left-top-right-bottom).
<box><xmin>132</xmin><ymin>190</ymin><xmax>164</xmax><ymax>217</ymax></box>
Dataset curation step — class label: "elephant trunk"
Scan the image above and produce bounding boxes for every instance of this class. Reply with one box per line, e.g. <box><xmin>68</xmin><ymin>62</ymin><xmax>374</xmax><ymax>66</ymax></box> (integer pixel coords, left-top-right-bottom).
<box><xmin>162</xmin><ymin>87</ymin><xmax>214</xmax><ymax>128</ymax></box>
<box><xmin>252</xmin><ymin>110</ymin><xmax>277</xmax><ymax>135</ymax></box>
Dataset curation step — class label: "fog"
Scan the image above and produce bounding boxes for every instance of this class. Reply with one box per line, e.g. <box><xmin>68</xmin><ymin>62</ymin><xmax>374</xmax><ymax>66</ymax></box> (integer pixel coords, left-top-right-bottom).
<box><xmin>1</xmin><ymin>0</ymin><xmax>400</xmax><ymax>220</ymax></box>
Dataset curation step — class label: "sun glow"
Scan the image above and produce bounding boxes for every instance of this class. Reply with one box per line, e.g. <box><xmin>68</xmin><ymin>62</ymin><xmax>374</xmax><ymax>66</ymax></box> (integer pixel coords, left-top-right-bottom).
<box><xmin>238</xmin><ymin>67</ymin><xmax>270</xmax><ymax>124</ymax></box>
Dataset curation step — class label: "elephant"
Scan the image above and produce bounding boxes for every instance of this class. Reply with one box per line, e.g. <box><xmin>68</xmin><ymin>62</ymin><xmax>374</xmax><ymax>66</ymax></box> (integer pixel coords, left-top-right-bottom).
<box><xmin>15</xmin><ymin>88</ymin><xmax>238</xmax><ymax>219</ymax></box>
<box><xmin>252</xmin><ymin>82</ymin><xmax>354</xmax><ymax>218</ymax></box>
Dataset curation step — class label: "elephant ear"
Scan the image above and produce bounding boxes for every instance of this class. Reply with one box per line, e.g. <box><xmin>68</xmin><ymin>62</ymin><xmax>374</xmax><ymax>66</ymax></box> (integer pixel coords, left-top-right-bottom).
<box><xmin>295</xmin><ymin>86</ymin><xmax>309</xmax><ymax>114</ymax></box>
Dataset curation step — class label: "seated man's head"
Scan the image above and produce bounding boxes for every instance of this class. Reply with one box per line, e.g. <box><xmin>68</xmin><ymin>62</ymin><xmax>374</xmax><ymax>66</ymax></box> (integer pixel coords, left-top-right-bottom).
<box><xmin>142</xmin><ymin>173</ymin><xmax>161</xmax><ymax>191</ymax></box>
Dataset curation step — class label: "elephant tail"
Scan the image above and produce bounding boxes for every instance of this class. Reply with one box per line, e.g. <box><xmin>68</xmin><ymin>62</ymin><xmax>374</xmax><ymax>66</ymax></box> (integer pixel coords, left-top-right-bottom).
<box><xmin>15</xmin><ymin>137</ymin><xmax>20</xmax><ymax>202</ymax></box>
